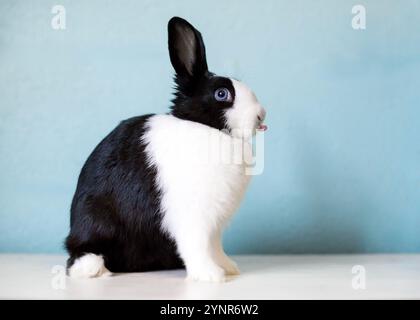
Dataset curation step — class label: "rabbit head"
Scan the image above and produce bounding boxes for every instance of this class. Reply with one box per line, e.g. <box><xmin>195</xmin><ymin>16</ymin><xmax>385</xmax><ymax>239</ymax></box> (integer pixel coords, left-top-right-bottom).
<box><xmin>168</xmin><ymin>17</ymin><xmax>267</xmax><ymax>139</ymax></box>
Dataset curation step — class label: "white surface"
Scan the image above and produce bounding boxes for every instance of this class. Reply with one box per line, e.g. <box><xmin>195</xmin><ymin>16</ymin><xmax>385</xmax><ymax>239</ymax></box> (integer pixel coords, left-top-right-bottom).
<box><xmin>0</xmin><ymin>254</ymin><xmax>419</xmax><ymax>299</ymax></box>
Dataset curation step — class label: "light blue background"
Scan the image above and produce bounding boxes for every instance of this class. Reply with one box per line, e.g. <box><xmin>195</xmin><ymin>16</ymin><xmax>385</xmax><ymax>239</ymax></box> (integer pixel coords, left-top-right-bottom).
<box><xmin>0</xmin><ymin>0</ymin><xmax>419</xmax><ymax>254</ymax></box>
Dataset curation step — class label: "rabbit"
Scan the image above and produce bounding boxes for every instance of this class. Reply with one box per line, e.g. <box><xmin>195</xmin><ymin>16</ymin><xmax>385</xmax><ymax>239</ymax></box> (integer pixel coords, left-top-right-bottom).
<box><xmin>65</xmin><ymin>16</ymin><xmax>267</xmax><ymax>282</ymax></box>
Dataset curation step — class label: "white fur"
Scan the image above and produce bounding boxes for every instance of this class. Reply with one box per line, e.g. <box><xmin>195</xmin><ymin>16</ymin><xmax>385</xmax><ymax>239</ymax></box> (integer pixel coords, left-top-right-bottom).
<box><xmin>68</xmin><ymin>253</ymin><xmax>112</xmax><ymax>278</ymax></box>
<box><xmin>143</xmin><ymin>79</ymin><xmax>262</xmax><ymax>282</ymax></box>
<box><xmin>225</xmin><ymin>79</ymin><xmax>266</xmax><ymax>139</ymax></box>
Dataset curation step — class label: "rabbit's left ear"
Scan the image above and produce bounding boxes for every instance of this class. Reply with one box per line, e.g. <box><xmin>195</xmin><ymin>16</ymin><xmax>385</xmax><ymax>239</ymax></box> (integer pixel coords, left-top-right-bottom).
<box><xmin>168</xmin><ymin>17</ymin><xmax>208</xmax><ymax>80</ymax></box>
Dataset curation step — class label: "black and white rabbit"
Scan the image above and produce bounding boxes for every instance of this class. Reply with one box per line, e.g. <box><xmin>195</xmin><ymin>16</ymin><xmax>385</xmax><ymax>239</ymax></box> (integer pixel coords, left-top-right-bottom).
<box><xmin>65</xmin><ymin>17</ymin><xmax>267</xmax><ymax>282</ymax></box>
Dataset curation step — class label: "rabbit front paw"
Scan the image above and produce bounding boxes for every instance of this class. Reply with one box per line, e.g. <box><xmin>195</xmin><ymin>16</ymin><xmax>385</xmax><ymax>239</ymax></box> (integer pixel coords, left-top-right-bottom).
<box><xmin>186</xmin><ymin>265</ymin><xmax>226</xmax><ymax>282</ymax></box>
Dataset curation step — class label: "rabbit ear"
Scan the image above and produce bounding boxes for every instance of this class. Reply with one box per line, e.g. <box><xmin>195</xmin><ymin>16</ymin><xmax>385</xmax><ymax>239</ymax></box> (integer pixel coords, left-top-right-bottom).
<box><xmin>168</xmin><ymin>17</ymin><xmax>208</xmax><ymax>80</ymax></box>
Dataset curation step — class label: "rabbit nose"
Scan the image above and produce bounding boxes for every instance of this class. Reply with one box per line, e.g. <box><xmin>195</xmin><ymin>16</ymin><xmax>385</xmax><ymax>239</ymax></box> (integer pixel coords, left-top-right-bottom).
<box><xmin>258</xmin><ymin>108</ymin><xmax>266</xmax><ymax>122</ymax></box>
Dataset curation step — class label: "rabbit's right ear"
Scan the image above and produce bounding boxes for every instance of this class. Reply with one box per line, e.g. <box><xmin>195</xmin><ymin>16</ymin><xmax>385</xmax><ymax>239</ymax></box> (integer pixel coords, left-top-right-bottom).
<box><xmin>168</xmin><ymin>17</ymin><xmax>208</xmax><ymax>81</ymax></box>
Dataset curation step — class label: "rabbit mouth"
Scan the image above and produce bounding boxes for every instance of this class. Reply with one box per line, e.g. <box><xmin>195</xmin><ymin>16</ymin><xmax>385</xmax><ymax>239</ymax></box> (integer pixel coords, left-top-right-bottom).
<box><xmin>256</xmin><ymin>123</ymin><xmax>268</xmax><ymax>131</ymax></box>
<box><xmin>256</xmin><ymin>117</ymin><xmax>268</xmax><ymax>131</ymax></box>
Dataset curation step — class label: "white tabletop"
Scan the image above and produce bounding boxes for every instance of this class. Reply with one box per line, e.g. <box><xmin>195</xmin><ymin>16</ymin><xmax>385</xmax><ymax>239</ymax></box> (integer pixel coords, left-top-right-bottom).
<box><xmin>0</xmin><ymin>254</ymin><xmax>419</xmax><ymax>299</ymax></box>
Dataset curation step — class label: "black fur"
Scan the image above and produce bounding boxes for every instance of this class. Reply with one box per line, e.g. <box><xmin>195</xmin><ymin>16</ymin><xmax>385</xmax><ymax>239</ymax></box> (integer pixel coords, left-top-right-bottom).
<box><xmin>171</xmin><ymin>75</ymin><xmax>235</xmax><ymax>131</ymax></box>
<box><xmin>168</xmin><ymin>17</ymin><xmax>236</xmax><ymax>131</ymax></box>
<box><xmin>65</xmin><ymin>115</ymin><xmax>183</xmax><ymax>272</ymax></box>
<box><xmin>65</xmin><ymin>17</ymin><xmax>236</xmax><ymax>272</ymax></box>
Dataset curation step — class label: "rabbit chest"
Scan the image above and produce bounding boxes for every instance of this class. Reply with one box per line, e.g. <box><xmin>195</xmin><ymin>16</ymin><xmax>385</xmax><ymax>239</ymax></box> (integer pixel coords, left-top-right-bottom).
<box><xmin>143</xmin><ymin>114</ymin><xmax>252</xmax><ymax>231</ymax></box>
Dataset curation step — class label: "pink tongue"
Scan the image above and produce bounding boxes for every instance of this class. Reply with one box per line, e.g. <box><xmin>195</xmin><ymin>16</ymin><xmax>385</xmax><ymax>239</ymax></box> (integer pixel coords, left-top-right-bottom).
<box><xmin>257</xmin><ymin>124</ymin><xmax>268</xmax><ymax>131</ymax></box>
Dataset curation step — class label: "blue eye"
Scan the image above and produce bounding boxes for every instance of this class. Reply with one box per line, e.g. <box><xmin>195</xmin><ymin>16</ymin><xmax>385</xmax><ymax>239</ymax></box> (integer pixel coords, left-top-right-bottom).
<box><xmin>214</xmin><ymin>88</ymin><xmax>232</xmax><ymax>102</ymax></box>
